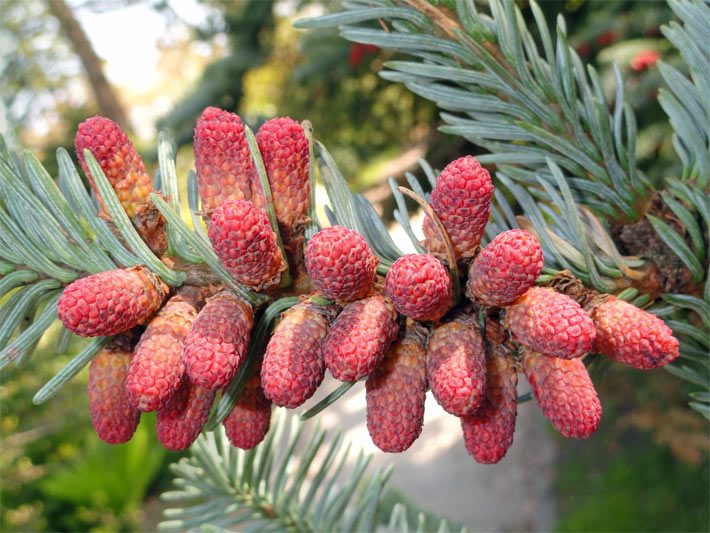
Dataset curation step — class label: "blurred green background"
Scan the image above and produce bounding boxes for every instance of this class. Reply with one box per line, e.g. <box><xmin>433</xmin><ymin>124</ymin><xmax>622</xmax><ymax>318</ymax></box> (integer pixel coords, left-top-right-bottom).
<box><xmin>0</xmin><ymin>1</ymin><xmax>707</xmax><ymax>531</ymax></box>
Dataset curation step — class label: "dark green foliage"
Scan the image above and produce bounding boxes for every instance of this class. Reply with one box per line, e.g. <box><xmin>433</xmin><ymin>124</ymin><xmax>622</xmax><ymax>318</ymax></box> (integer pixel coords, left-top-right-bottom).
<box><xmin>556</xmin><ymin>366</ymin><xmax>709</xmax><ymax>532</ymax></box>
<box><xmin>0</xmin><ymin>332</ymin><xmax>170</xmax><ymax>532</ymax></box>
<box><xmin>557</xmin><ymin>446</ymin><xmax>709</xmax><ymax>532</ymax></box>
<box><xmin>39</xmin><ymin>417</ymin><xmax>166</xmax><ymax>527</ymax></box>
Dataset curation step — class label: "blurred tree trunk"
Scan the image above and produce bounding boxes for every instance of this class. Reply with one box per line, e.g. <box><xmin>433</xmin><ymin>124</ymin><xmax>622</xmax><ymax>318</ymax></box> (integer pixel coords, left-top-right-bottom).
<box><xmin>46</xmin><ymin>0</ymin><xmax>132</xmax><ymax>132</ymax></box>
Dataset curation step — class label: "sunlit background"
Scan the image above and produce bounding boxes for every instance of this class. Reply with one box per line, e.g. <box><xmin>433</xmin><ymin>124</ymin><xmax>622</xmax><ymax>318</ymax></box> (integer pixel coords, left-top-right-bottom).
<box><xmin>1</xmin><ymin>1</ymin><xmax>708</xmax><ymax>531</ymax></box>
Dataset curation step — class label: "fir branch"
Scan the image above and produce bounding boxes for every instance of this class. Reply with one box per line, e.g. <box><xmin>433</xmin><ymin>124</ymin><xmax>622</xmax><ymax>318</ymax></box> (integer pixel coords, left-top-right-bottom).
<box><xmin>299</xmin><ymin>0</ymin><xmax>706</xmax><ymax>342</ymax></box>
<box><xmin>650</xmin><ymin>3</ymin><xmax>710</xmax><ymax>405</ymax></box>
<box><xmin>56</xmin><ymin>148</ymin><xmax>141</xmax><ymax>268</ymax></box>
<box><xmin>397</xmin><ymin>186</ymin><xmax>461</xmax><ymax>300</ymax></box>
<box><xmin>160</xmin><ymin>414</ymin><xmax>463</xmax><ymax>532</ymax></box>
<box><xmin>0</xmin><ymin>270</ymin><xmax>38</xmax><ymax>299</ymax></box>
<box><xmin>389</xmin><ymin>176</ymin><xmax>426</xmax><ymax>254</ymax></box>
<box><xmin>0</xmin><ymin>279</ymin><xmax>61</xmax><ymax>351</ymax></box>
<box><xmin>186</xmin><ymin>170</ymin><xmax>211</xmax><ymax>244</ymax></box>
<box><xmin>352</xmin><ymin>194</ymin><xmax>403</xmax><ymax>265</ymax></box>
<box><xmin>296</xmin><ymin>0</ymin><xmax>650</xmax><ymax>220</ymax></box>
<box><xmin>150</xmin><ymin>194</ymin><xmax>266</xmax><ymax>307</ymax></box>
<box><xmin>315</xmin><ymin>141</ymin><xmax>362</xmax><ymax>234</ymax></box>
<box><xmin>646</xmin><ymin>214</ymin><xmax>704</xmax><ymax>282</ymax></box>
<box><xmin>23</xmin><ymin>152</ymin><xmax>115</xmax><ymax>272</ymax></box>
<box><xmin>660</xmin><ymin>0</ymin><xmax>710</xmax><ymax>185</ymax></box>
<box><xmin>314</xmin><ymin>140</ymin><xmax>406</xmax><ymax>265</ymax></box>
<box><xmin>302</xmin><ymin>120</ymin><xmax>322</xmax><ymax>242</ymax></box>
<box><xmin>0</xmin><ymin>160</ymin><xmax>85</xmax><ymax>277</ymax></box>
<box><xmin>300</xmin><ymin>382</ymin><xmax>357</xmax><ymax>421</ymax></box>
<box><xmin>0</xmin><ymin>292</ymin><xmax>62</xmax><ymax>371</ymax></box>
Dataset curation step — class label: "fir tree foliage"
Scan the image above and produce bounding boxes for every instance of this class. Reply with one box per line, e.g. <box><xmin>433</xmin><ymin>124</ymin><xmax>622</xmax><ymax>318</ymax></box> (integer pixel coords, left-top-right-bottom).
<box><xmin>159</xmin><ymin>413</ymin><xmax>463</xmax><ymax>532</ymax></box>
<box><xmin>297</xmin><ymin>0</ymin><xmax>709</xmax><ymax>416</ymax></box>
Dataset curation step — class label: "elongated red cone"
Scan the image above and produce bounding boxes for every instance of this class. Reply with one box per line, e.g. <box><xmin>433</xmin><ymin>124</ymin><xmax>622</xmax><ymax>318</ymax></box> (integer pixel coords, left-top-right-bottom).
<box><xmin>156</xmin><ymin>380</ymin><xmax>215</xmax><ymax>451</ymax></box>
<box><xmin>125</xmin><ymin>288</ymin><xmax>202</xmax><ymax>412</ymax></box>
<box><xmin>254</xmin><ymin>117</ymin><xmax>310</xmax><ymax>230</ymax></box>
<box><xmin>467</xmin><ymin>229</ymin><xmax>543</xmax><ymax>307</ymax></box>
<box><xmin>324</xmin><ymin>296</ymin><xmax>400</xmax><ymax>382</ymax></box>
<box><xmin>589</xmin><ymin>297</ymin><xmax>679</xmax><ymax>369</ymax></box>
<box><xmin>194</xmin><ymin>107</ymin><xmax>256</xmax><ymax>214</ymax></box>
<box><xmin>223</xmin><ymin>373</ymin><xmax>272</xmax><ymax>450</ymax></box>
<box><xmin>522</xmin><ymin>349</ymin><xmax>601</xmax><ymax>439</ymax></box>
<box><xmin>366</xmin><ymin>321</ymin><xmax>427</xmax><ymax>453</ymax></box>
<box><xmin>261</xmin><ymin>302</ymin><xmax>332</xmax><ymax>408</ymax></box>
<box><xmin>58</xmin><ymin>267</ymin><xmax>168</xmax><ymax>338</ymax></box>
<box><xmin>427</xmin><ymin>315</ymin><xmax>487</xmax><ymax>416</ymax></box>
<box><xmin>183</xmin><ymin>292</ymin><xmax>253</xmax><ymax>391</ymax></box>
<box><xmin>423</xmin><ymin>156</ymin><xmax>494</xmax><ymax>258</ymax></box>
<box><xmin>505</xmin><ymin>287</ymin><xmax>596</xmax><ymax>359</ymax></box>
<box><xmin>75</xmin><ymin>116</ymin><xmax>153</xmax><ymax>218</ymax></box>
<box><xmin>87</xmin><ymin>339</ymin><xmax>140</xmax><ymax>444</ymax></box>
<box><xmin>460</xmin><ymin>355</ymin><xmax>518</xmax><ymax>464</ymax></box>
<box><xmin>208</xmin><ymin>199</ymin><xmax>285</xmax><ymax>289</ymax></box>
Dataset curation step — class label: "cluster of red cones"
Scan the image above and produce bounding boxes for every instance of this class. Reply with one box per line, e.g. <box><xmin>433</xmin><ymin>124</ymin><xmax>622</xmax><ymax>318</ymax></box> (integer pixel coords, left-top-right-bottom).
<box><xmin>58</xmin><ymin>110</ymin><xmax>679</xmax><ymax>463</ymax></box>
<box><xmin>63</xmin><ymin>109</ymin><xmax>310</xmax><ymax>450</ymax></box>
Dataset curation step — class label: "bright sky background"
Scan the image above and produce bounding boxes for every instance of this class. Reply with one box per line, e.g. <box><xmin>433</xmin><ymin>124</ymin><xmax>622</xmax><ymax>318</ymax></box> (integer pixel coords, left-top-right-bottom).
<box><xmin>77</xmin><ymin>1</ymin><xmax>209</xmax><ymax>90</ymax></box>
<box><xmin>73</xmin><ymin>0</ymin><xmax>215</xmax><ymax>139</ymax></box>
<box><xmin>0</xmin><ymin>0</ymin><xmax>325</xmax><ymax>143</ymax></box>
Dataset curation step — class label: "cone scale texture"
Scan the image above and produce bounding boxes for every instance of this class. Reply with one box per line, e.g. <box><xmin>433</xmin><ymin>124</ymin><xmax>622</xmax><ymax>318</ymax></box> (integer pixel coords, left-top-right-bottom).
<box><xmin>426</xmin><ymin>317</ymin><xmax>487</xmax><ymax>416</ymax></box>
<box><xmin>156</xmin><ymin>380</ymin><xmax>215</xmax><ymax>451</ymax></box>
<box><xmin>126</xmin><ymin>288</ymin><xmax>201</xmax><ymax>412</ymax></box>
<box><xmin>467</xmin><ymin>229</ymin><xmax>543</xmax><ymax>307</ymax></box>
<box><xmin>75</xmin><ymin>116</ymin><xmax>153</xmax><ymax>218</ymax></box>
<box><xmin>261</xmin><ymin>302</ymin><xmax>330</xmax><ymax>408</ymax></box>
<box><xmin>460</xmin><ymin>355</ymin><xmax>518</xmax><ymax>464</ymax></box>
<box><xmin>255</xmin><ymin>117</ymin><xmax>310</xmax><ymax>228</ymax></box>
<box><xmin>423</xmin><ymin>156</ymin><xmax>494</xmax><ymax>258</ymax></box>
<box><xmin>384</xmin><ymin>254</ymin><xmax>453</xmax><ymax>322</ymax></box>
<box><xmin>184</xmin><ymin>291</ymin><xmax>254</xmax><ymax>391</ymax></box>
<box><xmin>523</xmin><ymin>349</ymin><xmax>601</xmax><ymax>438</ymax></box>
<box><xmin>366</xmin><ymin>322</ymin><xmax>427</xmax><ymax>453</ymax></box>
<box><xmin>87</xmin><ymin>342</ymin><xmax>140</xmax><ymax>444</ymax></box>
<box><xmin>58</xmin><ymin>266</ymin><xmax>168</xmax><ymax>338</ymax></box>
<box><xmin>223</xmin><ymin>374</ymin><xmax>272</xmax><ymax>449</ymax></box>
<box><xmin>324</xmin><ymin>295</ymin><xmax>400</xmax><ymax>382</ymax></box>
<box><xmin>505</xmin><ymin>287</ymin><xmax>596</xmax><ymax>359</ymax></box>
<box><xmin>208</xmin><ymin>199</ymin><xmax>285</xmax><ymax>289</ymax></box>
<box><xmin>590</xmin><ymin>297</ymin><xmax>679</xmax><ymax>369</ymax></box>
<box><xmin>305</xmin><ymin>226</ymin><xmax>378</xmax><ymax>303</ymax></box>
<box><xmin>194</xmin><ymin>107</ymin><xmax>256</xmax><ymax>214</ymax></box>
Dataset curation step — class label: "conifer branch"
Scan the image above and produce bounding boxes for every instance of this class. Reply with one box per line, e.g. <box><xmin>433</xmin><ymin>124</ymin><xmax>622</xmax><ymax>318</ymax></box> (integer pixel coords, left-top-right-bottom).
<box><xmin>297</xmin><ymin>0</ymin><xmax>709</xmax><ymax>416</ymax></box>
<box><xmin>160</xmin><ymin>414</ymin><xmax>463</xmax><ymax>532</ymax></box>
<box><xmin>660</xmin><ymin>0</ymin><xmax>710</xmax><ymax>185</ymax></box>
<box><xmin>297</xmin><ymin>0</ymin><xmax>650</xmax><ymax>221</ymax></box>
